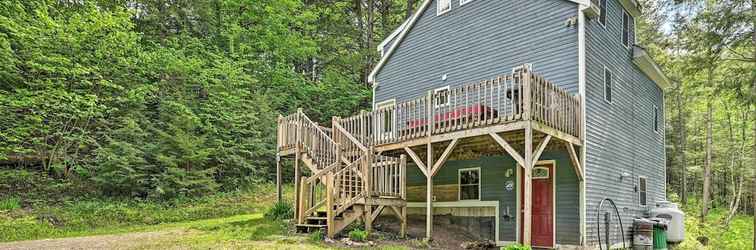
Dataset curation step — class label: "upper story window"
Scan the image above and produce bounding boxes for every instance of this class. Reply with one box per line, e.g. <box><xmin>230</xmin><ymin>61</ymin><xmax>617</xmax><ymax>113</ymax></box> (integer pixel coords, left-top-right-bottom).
<box><xmin>460</xmin><ymin>0</ymin><xmax>474</xmax><ymax>6</ymax></box>
<box><xmin>434</xmin><ymin>86</ymin><xmax>450</xmax><ymax>107</ymax></box>
<box><xmin>638</xmin><ymin>176</ymin><xmax>647</xmax><ymax>206</ymax></box>
<box><xmin>604</xmin><ymin>68</ymin><xmax>613</xmax><ymax>103</ymax></box>
<box><xmin>599</xmin><ymin>0</ymin><xmax>607</xmax><ymax>26</ymax></box>
<box><xmin>622</xmin><ymin>10</ymin><xmax>633</xmax><ymax>48</ymax></box>
<box><xmin>437</xmin><ymin>0</ymin><xmax>451</xmax><ymax>16</ymax></box>
<box><xmin>654</xmin><ymin>105</ymin><xmax>659</xmax><ymax>132</ymax></box>
<box><xmin>459</xmin><ymin>168</ymin><xmax>480</xmax><ymax>200</ymax></box>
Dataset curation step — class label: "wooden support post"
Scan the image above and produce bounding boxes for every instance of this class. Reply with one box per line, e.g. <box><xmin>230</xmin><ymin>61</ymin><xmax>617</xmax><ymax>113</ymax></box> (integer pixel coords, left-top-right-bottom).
<box><xmin>532</xmin><ymin>135</ymin><xmax>552</xmax><ymax>163</ymax></box>
<box><xmin>489</xmin><ymin>132</ymin><xmax>526</xmax><ymax>167</ymax></box>
<box><xmin>298</xmin><ymin>177</ymin><xmax>309</xmax><ymax>224</ymax></box>
<box><xmin>326</xmin><ymin>173</ymin><xmax>335</xmax><ymax>237</ymax></box>
<box><xmin>565</xmin><ymin>142</ymin><xmax>584</xmax><ymax>181</ymax></box>
<box><xmin>276</xmin><ymin>153</ymin><xmax>282</xmax><ymax>204</ymax></box>
<box><xmin>294</xmin><ymin>149</ymin><xmax>301</xmax><ymax>222</ymax></box>
<box><xmin>426</xmin><ymin>143</ymin><xmax>434</xmax><ymax>240</ymax></box>
<box><xmin>400</xmin><ymin>154</ymin><xmax>408</xmax><ymax>238</ymax></box>
<box><xmin>364</xmin><ymin>148</ymin><xmax>373</xmax><ymax>235</ymax></box>
<box><xmin>522</xmin><ymin>123</ymin><xmax>533</xmax><ymax>245</ymax></box>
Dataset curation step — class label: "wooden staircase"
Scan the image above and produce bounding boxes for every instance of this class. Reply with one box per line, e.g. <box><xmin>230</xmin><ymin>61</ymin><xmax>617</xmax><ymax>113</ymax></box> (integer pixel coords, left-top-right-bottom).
<box><xmin>278</xmin><ymin>110</ymin><xmax>407</xmax><ymax>238</ymax></box>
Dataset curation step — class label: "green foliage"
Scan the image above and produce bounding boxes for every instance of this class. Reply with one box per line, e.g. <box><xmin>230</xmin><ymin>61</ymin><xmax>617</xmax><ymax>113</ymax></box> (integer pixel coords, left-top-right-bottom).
<box><xmin>0</xmin><ymin>197</ymin><xmax>20</xmax><ymax>211</ymax></box>
<box><xmin>264</xmin><ymin>202</ymin><xmax>293</xmax><ymax>220</ymax></box>
<box><xmin>501</xmin><ymin>244</ymin><xmax>531</xmax><ymax>250</ymax></box>
<box><xmin>0</xmin><ymin>184</ymin><xmax>281</xmax><ymax>242</ymax></box>
<box><xmin>0</xmin><ymin>0</ymin><xmax>372</xmax><ymax>200</ymax></box>
<box><xmin>309</xmin><ymin>229</ymin><xmax>324</xmax><ymax>242</ymax></box>
<box><xmin>348</xmin><ymin>228</ymin><xmax>368</xmax><ymax>242</ymax></box>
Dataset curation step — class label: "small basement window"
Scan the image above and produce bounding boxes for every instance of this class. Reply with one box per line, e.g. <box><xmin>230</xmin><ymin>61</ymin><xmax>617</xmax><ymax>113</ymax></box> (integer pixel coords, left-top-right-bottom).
<box><xmin>434</xmin><ymin>86</ymin><xmax>450</xmax><ymax>108</ymax></box>
<box><xmin>460</xmin><ymin>0</ymin><xmax>473</xmax><ymax>6</ymax></box>
<box><xmin>437</xmin><ymin>0</ymin><xmax>451</xmax><ymax>15</ymax></box>
<box><xmin>604</xmin><ymin>68</ymin><xmax>613</xmax><ymax>103</ymax></box>
<box><xmin>638</xmin><ymin>177</ymin><xmax>647</xmax><ymax>206</ymax></box>
<box><xmin>459</xmin><ymin>168</ymin><xmax>480</xmax><ymax>200</ymax></box>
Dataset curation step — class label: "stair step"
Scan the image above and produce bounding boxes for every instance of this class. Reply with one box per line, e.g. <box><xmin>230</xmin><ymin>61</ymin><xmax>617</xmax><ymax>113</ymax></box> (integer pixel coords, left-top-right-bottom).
<box><xmin>295</xmin><ymin>223</ymin><xmax>327</xmax><ymax>234</ymax></box>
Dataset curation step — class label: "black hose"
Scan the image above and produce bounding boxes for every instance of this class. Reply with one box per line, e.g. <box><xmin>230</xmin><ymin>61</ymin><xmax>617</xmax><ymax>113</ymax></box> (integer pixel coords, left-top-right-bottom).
<box><xmin>596</xmin><ymin>198</ymin><xmax>626</xmax><ymax>250</ymax></box>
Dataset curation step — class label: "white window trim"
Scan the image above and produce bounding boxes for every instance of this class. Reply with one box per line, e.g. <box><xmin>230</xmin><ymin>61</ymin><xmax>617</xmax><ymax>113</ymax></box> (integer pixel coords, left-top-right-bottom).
<box><xmin>458</xmin><ymin>167</ymin><xmax>481</xmax><ymax>201</ymax></box>
<box><xmin>460</xmin><ymin>0</ymin><xmax>473</xmax><ymax>6</ymax></box>
<box><xmin>598</xmin><ymin>0</ymin><xmax>607</xmax><ymax>28</ymax></box>
<box><xmin>434</xmin><ymin>85</ymin><xmax>451</xmax><ymax>108</ymax></box>
<box><xmin>622</xmin><ymin>10</ymin><xmax>631</xmax><ymax>49</ymax></box>
<box><xmin>532</xmin><ymin>166</ymin><xmax>550</xmax><ymax>180</ymax></box>
<box><xmin>638</xmin><ymin>176</ymin><xmax>648</xmax><ymax>207</ymax></box>
<box><xmin>375</xmin><ymin>99</ymin><xmax>396</xmax><ymax>137</ymax></box>
<box><xmin>437</xmin><ymin>0</ymin><xmax>451</xmax><ymax>16</ymax></box>
<box><xmin>653</xmin><ymin>105</ymin><xmax>660</xmax><ymax>133</ymax></box>
<box><xmin>603</xmin><ymin>67</ymin><xmax>613</xmax><ymax>104</ymax></box>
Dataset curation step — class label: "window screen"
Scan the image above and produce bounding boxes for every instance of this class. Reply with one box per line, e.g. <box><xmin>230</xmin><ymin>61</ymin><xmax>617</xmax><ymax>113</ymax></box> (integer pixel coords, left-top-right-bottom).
<box><xmin>639</xmin><ymin>177</ymin><xmax>647</xmax><ymax>206</ymax></box>
<box><xmin>459</xmin><ymin>168</ymin><xmax>480</xmax><ymax>200</ymax></box>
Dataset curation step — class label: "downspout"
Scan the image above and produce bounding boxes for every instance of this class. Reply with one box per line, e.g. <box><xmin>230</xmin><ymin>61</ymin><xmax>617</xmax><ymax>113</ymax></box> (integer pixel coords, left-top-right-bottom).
<box><xmin>577</xmin><ymin>4</ymin><xmax>588</xmax><ymax>247</ymax></box>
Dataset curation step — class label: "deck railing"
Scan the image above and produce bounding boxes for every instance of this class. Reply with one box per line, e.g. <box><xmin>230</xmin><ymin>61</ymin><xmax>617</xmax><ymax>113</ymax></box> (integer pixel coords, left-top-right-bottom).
<box><xmin>336</xmin><ymin>68</ymin><xmax>582</xmax><ymax>147</ymax></box>
<box><xmin>278</xmin><ymin>111</ymin><xmax>339</xmax><ymax>170</ymax></box>
<box><xmin>370</xmin><ymin>154</ymin><xmax>405</xmax><ymax>198</ymax></box>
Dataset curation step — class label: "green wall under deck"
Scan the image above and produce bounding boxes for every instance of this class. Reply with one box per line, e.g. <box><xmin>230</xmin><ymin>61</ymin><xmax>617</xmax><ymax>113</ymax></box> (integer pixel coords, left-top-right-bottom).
<box><xmin>405</xmin><ymin>151</ymin><xmax>580</xmax><ymax>244</ymax></box>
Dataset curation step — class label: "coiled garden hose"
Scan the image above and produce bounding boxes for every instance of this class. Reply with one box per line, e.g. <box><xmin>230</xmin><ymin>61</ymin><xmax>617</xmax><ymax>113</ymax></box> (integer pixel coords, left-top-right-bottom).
<box><xmin>596</xmin><ymin>198</ymin><xmax>626</xmax><ymax>250</ymax></box>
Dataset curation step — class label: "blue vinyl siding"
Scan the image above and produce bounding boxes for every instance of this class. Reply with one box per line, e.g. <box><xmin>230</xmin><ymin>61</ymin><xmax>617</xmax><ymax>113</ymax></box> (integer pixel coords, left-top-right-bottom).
<box><xmin>374</xmin><ymin>0</ymin><xmax>580</xmax><ymax>105</ymax></box>
<box><xmin>584</xmin><ymin>0</ymin><xmax>665</xmax><ymax>245</ymax></box>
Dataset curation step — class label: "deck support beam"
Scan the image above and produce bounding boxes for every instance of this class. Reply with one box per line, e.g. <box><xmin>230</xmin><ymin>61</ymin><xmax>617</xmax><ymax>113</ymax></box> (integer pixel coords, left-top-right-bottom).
<box><xmin>276</xmin><ymin>153</ymin><xmax>282</xmax><ymax>204</ymax></box>
<box><xmin>522</xmin><ymin>122</ymin><xmax>533</xmax><ymax>245</ymax></box>
<box><xmin>565</xmin><ymin>142</ymin><xmax>584</xmax><ymax>181</ymax></box>
<box><xmin>489</xmin><ymin>132</ymin><xmax>526</xmax><ymax>167</ymax></box>
<box><xmin>294</xmin><ymin>148</ymin><xmax>301</xmax><ymax>223</ymax></box>
<box><xmin>425</xmin><ymin>142</ymin><xmax>434</xmax><ymax>240</ymax></box>
<box><xmin>532</xmin><ymin>135</ymin><xmax>552</xmax><ymax>163</ymax></box>
<box><xmin>431</xmin><ymin>139</ymin><xmax>459</xmax><ymax>176</ymax></box>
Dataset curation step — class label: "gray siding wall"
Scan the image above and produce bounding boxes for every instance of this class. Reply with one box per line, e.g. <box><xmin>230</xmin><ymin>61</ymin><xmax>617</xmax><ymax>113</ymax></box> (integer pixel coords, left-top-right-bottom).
<box><xmin>374</xmin><ymin>0</ymin><xmax>580</xmax><ymax>105</ymax></box>
<box><xmin>584</xmin><ymin>0</ymin><xmax>666</xmax><ymax>245</ymax></box>
<box><xmin>405</xmin><ymin>151</ymin><xmax>580</xmax><ymax>244</ymax></box>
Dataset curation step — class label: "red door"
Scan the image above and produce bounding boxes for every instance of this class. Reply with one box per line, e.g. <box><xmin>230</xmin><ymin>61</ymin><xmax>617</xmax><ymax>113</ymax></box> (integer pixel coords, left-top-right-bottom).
<box><xmin>520</xmin><ymin>163</ymin><xmax>554</xmax><ymax>248</ymax></box>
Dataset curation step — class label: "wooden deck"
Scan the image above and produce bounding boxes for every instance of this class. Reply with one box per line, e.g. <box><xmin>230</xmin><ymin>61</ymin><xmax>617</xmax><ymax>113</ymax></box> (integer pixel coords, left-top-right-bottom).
<box><xmin>276</xmin><ymin>67</ymin><xmax>584</xmax><ymax>245</ymax></box>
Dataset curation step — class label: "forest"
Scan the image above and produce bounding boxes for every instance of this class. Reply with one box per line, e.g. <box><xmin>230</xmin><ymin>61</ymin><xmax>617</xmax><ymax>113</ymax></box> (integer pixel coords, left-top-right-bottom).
<box><xmin>0</xmin><ymin>0</ymin><xmax>754</xmax><ymax>249</ymax></box>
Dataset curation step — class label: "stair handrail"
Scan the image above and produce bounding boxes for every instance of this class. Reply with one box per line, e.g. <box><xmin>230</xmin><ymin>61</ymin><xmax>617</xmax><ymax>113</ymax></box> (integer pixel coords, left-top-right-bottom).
<box><xmin>296</xmin><ymin>110</ymin><xmax>339</xmax><ymax>170</ymax></box>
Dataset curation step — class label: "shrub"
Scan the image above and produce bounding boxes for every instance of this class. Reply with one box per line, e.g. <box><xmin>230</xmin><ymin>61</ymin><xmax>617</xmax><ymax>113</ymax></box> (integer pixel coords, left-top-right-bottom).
<box><xmin>264</xmin><ymin>202</ymin><xmax>293</xmax><ymax>220</ymax></box>
<box><xmin>0</xmin><ymin>197</ymin><xmax>21</xmax><ymax>210</ymax></box>
<box><xmin>348</xmin><ymin>228</ymin><xmax>367</xmax><ymax>242</ymax></box>
<box><xmin>310</xmin><ymin>229</ymin><xmax>324</xmax><ymax>241</ymax></box>
<box><xmin>501</xmin><ymin>244</ymin><xmax>531</xmax><ymax>250</ymax></box>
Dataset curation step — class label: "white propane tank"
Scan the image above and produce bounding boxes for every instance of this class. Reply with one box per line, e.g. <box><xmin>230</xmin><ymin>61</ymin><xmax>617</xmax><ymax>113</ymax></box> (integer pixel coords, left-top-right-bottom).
<box><xmin>651</xmin><ymin>201</ymin><xmax>685</xmax><ymax>243</ymax></box>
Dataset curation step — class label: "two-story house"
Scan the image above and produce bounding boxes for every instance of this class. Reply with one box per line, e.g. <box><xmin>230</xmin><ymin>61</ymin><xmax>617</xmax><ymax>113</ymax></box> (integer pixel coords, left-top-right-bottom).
<box><xmin>276</xmin><ymin>0</ymin><xmax>670</xmax><ymax>248</ymax></box>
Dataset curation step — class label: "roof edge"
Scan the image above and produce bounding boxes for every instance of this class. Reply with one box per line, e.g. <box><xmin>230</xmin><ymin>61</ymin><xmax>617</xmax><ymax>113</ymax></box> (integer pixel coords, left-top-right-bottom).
<box><xmin>369</xmin><ymin>0</ymin><xmax>596</xmax><ymax>84</ymax></box>
<box><xmin>632</xmin><ymin>45</ymin><xmax>671</xmax><ymax>89</ymax></box>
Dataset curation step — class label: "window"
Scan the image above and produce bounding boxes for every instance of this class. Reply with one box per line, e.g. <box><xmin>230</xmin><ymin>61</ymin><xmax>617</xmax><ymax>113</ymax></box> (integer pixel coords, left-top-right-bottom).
<box><xmin>376</xmin><ymin>99</ymin><xmax>396</xmax><ymax>134</ymax></box>
<box><xmin>599</xmin><ymin>0</ymin><xmax>607</xmax><ymax>26</ymax></box>
<box><xmin>459</xmin><ymin>168</ymin><xmax>480</xmax><ymax>200</ymax></box>
<box><xmin>603</xmin><ymin>68</ymin><xmax>613</xmax><ymax>103</ymax></box>
<box><xmin>434</xmin><ymin>86</ymin><xmax>450</xmax><ymax>108</ymax></box>
<box><xmin>460</xmin><ymin>0</ymin><xmax>473</xmax><ymax>6</ymax></box>
<box><xmin>437</xmin><ymin>0</ymin><xmax>451</xmax><ymax>15</ymax></box>
<box><xmin>533</xmin><ymin>167</ymin><xmax>550</xmax><ymax>179</ymax></box>
<box><xmin>638</xmin><ymin>177</ymin><xmax>647</xmax><ymax>206</ymax></box>
<box><xmin>622</xmin><ymin>11</ymin><xmax>632</xmax><ymax>47</ymax></box>
<box><xmin>654</xmin><ymin>105</ymin><xmax>659</xmax><ymax>132</ymax></box>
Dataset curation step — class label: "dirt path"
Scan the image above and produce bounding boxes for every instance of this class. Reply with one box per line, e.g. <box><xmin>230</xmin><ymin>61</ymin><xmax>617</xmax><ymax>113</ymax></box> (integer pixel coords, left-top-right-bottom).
<box><xmin>0</xmin><ymin>230</ymin><xmax>190</xmax><ymax>250</ymax></box>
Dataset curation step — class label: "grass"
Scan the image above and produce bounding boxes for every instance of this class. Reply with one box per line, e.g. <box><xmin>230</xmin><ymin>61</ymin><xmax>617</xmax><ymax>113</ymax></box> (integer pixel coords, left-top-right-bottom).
<box><xmin>0</xmin><ymin>183</ymin><xmax>293</xmax><ymax>242</ymax></box>
<box><xmin>675</xmin><ymin>198</ymin><xmax>754</xmax><ymax>250</ymax></box>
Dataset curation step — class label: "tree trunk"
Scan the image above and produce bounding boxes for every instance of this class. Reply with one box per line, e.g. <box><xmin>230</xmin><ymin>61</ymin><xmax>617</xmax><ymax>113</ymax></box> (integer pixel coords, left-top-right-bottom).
<box><xmin>675</xmin><ymin>84</ymin><xmax>688</xmax><ymax>204</ymax></box>
<box><xmin>751</xmin><ymin>1</ymin><xmax>755</xmax><ymax>248</ymax></box>
<box><xmin>406</xmin><ymin>0</ymin><xmax>415</xmax><ymax>19</ymax></box>
<box><xmin>701</xmin><ymin>69</ymin><xmax>713</xmax><ymax>221</ymax></box>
